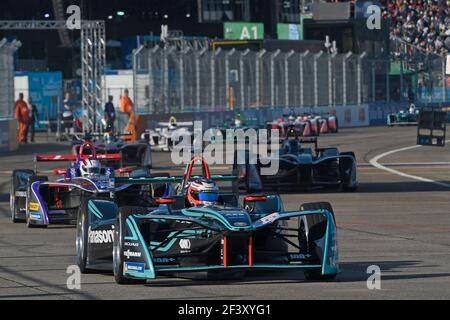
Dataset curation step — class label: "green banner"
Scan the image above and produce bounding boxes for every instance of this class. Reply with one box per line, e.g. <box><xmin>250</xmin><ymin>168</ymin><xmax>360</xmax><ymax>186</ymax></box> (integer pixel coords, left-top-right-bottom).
<box><xmin>224</xmin><ymin>22</ymin><xmax>264</xmax><ymax>40</ymax></box>
<box><xmin>277</xmin><ymin>23</ymin><xmax>302</xmax><ymax>40</ymax></box>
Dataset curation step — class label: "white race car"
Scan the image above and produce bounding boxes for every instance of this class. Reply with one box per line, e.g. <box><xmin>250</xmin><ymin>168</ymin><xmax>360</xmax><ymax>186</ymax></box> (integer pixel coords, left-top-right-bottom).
<box><xmin>142</xmin><ymin>117</ymin><xmax>194</xmax><ymax>152</ymax></box>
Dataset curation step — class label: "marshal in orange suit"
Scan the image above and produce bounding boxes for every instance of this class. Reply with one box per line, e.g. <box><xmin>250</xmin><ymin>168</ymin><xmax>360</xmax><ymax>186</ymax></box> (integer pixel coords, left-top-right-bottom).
<box><xmin>119</xmin><ymin>89</ymin><xmax>136</xmax><ymax>142</ymax></box>
<box><xmin>15</xmin><ymin>93</ymin><xmax>29</xmax><ymax>143</ymax></box>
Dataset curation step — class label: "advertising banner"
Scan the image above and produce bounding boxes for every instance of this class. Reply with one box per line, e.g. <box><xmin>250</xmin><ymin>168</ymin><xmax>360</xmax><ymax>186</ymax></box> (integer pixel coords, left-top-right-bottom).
<box><xmin>224</xmin><ymin>22</ymin><xmax>264</xmax><ymax>40</ymax></box>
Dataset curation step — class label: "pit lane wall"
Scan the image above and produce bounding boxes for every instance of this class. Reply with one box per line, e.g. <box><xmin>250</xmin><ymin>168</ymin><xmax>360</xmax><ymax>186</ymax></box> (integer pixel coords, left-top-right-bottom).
<box><xmin>0</xmin><ymin>118</ymin><xmax>18</xmax><ymax>154</ymax></box>
<box><xmin>135</xmin><ymin>104</ymin><xmax>370</xmax><ymax>136</ymax></box>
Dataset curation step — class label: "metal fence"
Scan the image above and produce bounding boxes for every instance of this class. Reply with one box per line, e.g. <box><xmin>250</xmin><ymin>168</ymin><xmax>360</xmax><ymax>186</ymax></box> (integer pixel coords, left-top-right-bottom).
<box><xmin>133</xmin><ymin>45</ymin><xmax>449</xmax><ymax>115</ymax></box>
<box><xmin>390</xmin><ymin>37</ymin><xmax>448</xmax><ymax>103</ymax></box>
<box><xmin>0</xmin><ymin>39</ymin><xmax>21</xmax><ymax>118</ymax></box>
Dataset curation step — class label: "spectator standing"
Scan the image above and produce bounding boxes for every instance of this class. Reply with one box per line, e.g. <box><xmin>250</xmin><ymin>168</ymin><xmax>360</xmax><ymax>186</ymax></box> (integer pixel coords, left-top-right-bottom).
<box><xmin>14</xmin><ymin>93</ymin><xmax>29</xmax><ymax>144</ymax></box>
<box><xmin>104</xmin><ymin>95</ymin><xmax>116</xmax><ymax>134</ymax></box>
<box><xmin>63</xmin><ymin>92</ymin><xmax>74</xmax><ymax>135</ymax></box>
<box><xmin>26</xmin><ymin>97</ymin><xmax>38</xmax><ymax>143</ymax></box>
<box><xmin>119</xmin><ymin>89</ymin><xmax>136</xmax><ymax>142</ymax></box>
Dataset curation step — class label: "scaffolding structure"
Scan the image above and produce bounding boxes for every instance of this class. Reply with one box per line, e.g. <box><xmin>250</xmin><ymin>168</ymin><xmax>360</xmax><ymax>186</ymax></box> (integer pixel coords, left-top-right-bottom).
<box><xmin>0</xmin><ymin>20</ymin><xmax>105</xmax><ymax>132</ymax></box>
<box><xmin>0</xmin><ymin>38</ymin><xmax>21</xmax><ymax>119</ymax></box>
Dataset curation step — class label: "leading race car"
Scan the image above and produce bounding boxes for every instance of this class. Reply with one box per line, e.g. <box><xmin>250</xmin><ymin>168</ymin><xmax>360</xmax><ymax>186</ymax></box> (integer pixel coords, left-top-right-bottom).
<box><xmin>76</xmin><ymin>156</ymin><xmax>340</xmax><ymax>284</ymax></box>
<box><xmin>387</xmin><ymin>104</ymin><xmax>420</xmax><ymax>126</ymax></box>
<box><xmin>235</xmin><ymin>130</ymin><xmax>358</xmax><ymax>193</ymax></box>
<box><xmin>10</xmin><ymin>141</ymin><xmax>157</xmax><ymax>228</ymax></box>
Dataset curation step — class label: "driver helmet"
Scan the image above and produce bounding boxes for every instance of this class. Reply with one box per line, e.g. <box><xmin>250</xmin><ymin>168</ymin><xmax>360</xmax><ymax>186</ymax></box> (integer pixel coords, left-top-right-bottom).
<box><xmin>168</xmin><ymin>116</ymin><xmax>177</xmax><ymax>130</ymax></box>
<box><xmin>79</xmin><ymin>158</ymin><xmax>102</xmax><ymax>178</ymax></box>
<box><xmin>187</xmin><ymin>178</ymin><xmax>219</xmax><ymax>207</ymax></box>
<box><xmin>409</xmin><ymin>104</ymin><xmax>416</xmax><ymax>113</ymax></box>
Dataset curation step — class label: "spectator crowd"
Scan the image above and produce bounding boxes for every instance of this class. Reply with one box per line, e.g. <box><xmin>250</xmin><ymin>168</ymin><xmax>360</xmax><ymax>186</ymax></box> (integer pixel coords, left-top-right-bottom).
<box><xmin>381</xmin><ymin>0</ymin><xmax>450</xmax><ymax>56</ymax></box>
<box><xmin>323</xmin><ymin>0</ymin><xmax>449</xmax><ymax>56</ymax></box>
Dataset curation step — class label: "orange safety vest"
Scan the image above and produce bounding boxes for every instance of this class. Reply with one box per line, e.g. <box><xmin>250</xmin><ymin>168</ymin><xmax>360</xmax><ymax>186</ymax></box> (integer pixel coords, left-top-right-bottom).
<box><xmin>15</xmin><ymin>100</ymin><xmax>29</xmax><ymax>123</ymax></box>
<box><xmin>119</xmin><ymin>96</ymin><xmax>134</xmax><ymax>114</ymax></box>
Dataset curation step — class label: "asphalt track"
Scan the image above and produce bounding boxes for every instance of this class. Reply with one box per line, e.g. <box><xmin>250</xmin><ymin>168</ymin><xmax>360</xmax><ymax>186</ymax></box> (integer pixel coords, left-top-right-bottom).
<box><xmin>1</xmin><ymin>126</ymin><xmax>450</xmax><ymax>300</ymax></box>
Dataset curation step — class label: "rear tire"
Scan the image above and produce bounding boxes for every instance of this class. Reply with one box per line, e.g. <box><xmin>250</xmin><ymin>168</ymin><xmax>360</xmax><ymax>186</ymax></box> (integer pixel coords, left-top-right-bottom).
<box><xmin>76</xmin><ymin>197</ymin><xmax>91</xmax><ymax>273</ymax></box>
<box><xmin>11</xmin><ymin>170</ymin><xmax>35</xmax><ymax>223</ymax></box>
<box><xmin>113</xmin><ymin>207</ymin><xmax>147</xmax><ymax>285</ymax></box>
<box><xmin>340</xmin><ymin>152</ymin><xmax>358</xmax><ymax>192</ymax></box>
<box><xmin>10</xmin><ymin>182</ymin><xmax>23</xmax><ymax>223</ymax></box>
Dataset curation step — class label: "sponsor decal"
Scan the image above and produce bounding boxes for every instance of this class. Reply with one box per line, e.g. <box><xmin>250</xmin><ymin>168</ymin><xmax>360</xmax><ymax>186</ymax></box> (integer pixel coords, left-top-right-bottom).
<box><xmin>154</xmin><ymin>257</ymin><xmax>177</xmax><ymax>264</ymax></box>
<box><xmin>15</xmin><ymin>191</ymin><xmax>27</xmax><ymax>197</ymax></box>
<box><xmin>233</xmin><ymin>222</ymin><xmax>248</xmax><ymax>227</ymax></box>
<box><xmin>30</xmin><ymin>212</ymin><xmax>42</xmax><ymax>221</ymax></box>
<box><xmin>29</xmin><ymin>202</ymin><xmax>40</xmax><ymax>211</ymax></box>
<box><xmin>124</xmin><ymin>241</ymin><xmax>139</xmax><ymax>247</ymax></box>
<box><xmin>289</xmin><ymin>253</ymin><xmax>312</xmax><ymax>261</ymax></box>
<box><xmin>88</xmin><ymin>227</ymin><xmax>114</xmax><ymax>244</ymax></box>
<box><xmin>259</xmin><ymin>212</ymin><xmax>280</xmax><ymax>225</ymax></box>
<box><xmin>124</xmin><ymin>249</ymin><xmax>142</xmax><ymax>259</ymax></box>
<box><xmin>179</xmin><ymin>239</ymin><xmax>191</xmax><ymax>250</ymax></box>
<box><xmin>124</xmin><ymin>262</ymin><xmax>145</xmax><ymax>273</ymax></box>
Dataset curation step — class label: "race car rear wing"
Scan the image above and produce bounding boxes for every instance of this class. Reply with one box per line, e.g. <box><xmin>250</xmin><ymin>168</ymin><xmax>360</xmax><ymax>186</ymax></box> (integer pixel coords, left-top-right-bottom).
<box><xmin>35</xmin><ymin>153</ymin><xmax>122</xmax><ymax>162</ymax></box>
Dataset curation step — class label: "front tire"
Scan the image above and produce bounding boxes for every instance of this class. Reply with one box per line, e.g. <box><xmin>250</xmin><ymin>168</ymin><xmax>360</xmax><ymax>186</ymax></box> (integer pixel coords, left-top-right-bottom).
<box><xmin>76</xmin><ymin>197</ymin><xmax>91</xmax><ymax>273</ymax></box>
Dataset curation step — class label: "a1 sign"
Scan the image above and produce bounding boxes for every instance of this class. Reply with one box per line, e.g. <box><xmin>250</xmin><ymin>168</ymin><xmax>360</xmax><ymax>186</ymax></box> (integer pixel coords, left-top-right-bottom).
<box><xmin>224</xmin><ymin>22</ymin><xmax>264</xmax><ymax>40</ymax></box>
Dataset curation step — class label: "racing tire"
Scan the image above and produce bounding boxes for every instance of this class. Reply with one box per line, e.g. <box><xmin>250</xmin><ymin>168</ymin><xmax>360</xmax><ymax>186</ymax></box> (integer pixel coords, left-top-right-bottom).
<box><xmin>26</xmin><ymin>176</ymin><xmax>48</xmax><ymax>228</ymax></box>
<box><xmin>300</xmin><ymin>202</ymin><xmax>337</xmax><ymax>282</ymax></box>
<box><xmin>333</xmin><ymin>117</ymin><xmax>339</xmax><ymax>134</ymax></box>
<box><xmin>113</xmin><ymin>207</ymin><xmax>147</xmax><ymax>285</ymax></box>
<box><xmin>76</xmin><ymin>196</ymin><xmax>94</xmax><ymax>273</ymax></box>
<box><xmin>11</xmin><ymin>170</ymin><xmax>35</xmax><ymax>223</ymax></box>
<box><xmin>340</xmin><ymin>152</ymin><xmax>358</xmax><ymax>192</ymax></box>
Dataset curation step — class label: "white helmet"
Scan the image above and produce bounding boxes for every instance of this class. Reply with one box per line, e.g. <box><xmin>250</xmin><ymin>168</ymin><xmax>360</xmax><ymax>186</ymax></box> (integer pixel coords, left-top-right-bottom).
<box><xmin>80</xmin><ymin>158</ymin><xmax>102</xmax><ymax>178</ymax></box>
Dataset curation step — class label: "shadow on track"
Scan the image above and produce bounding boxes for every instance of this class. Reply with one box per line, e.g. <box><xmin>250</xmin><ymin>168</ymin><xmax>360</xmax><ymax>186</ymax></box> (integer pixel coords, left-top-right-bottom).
<box><xmin>0</xmin><ymin>265</ymin><xmax>97</xmax><ymax>300</ymax></box>
<box><xmin>273</xmin><ymin>180</ymin><xmax>450</xmax><ymax>195</ymax></box>
<box><xmin>87</xmin><ymin>260</ymin><xmax>450</xmax><ymax>288</ymax></box>
<box><xmin>356</xmin><ymin>181</ymin><xmax>450</xmax><ymax>193</ymax></box>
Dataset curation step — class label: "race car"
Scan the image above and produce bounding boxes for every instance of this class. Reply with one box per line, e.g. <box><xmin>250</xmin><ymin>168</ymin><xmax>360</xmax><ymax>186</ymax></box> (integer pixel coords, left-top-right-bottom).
<box><xmin>267</xmin><ymin>113</ymin><xmax>338</xmax><ymax>138</ymax></box>
<box><xmin>267</xmin><ymin>115</ymin><xmax>319</xmax><ymax>138</ymax></box>
<box><xmin>9</xmin><ymin>142</ymin><xmax>156</xmax><ymax>228</ymax></box>
<box><xmin>141</xmin><ymin>116</ymin><xmax>194</xmax><ymax>152</ymax></box>
<box><xmin>235</xmin><ymin>130</ymin><xmax>358</xmax><ymax>193</ymax></box>
<box><xmin>304</xmin><ymin>114</ymin><xmax>339</xmax><ymax>134</ymax></box>
<box><xmin>71</xmin><ymin>132</ymin><xmax>152</xmax><ymax>169</ymax></box>
<box><xmin>76</xmin><ymin>156</ymin><xmax>340</xmax><ymax>284</ymax></box>
<box><xmin>387</xmin><ymin>104</ymin><xmax>420</xmax><ymax>126</ymax></box>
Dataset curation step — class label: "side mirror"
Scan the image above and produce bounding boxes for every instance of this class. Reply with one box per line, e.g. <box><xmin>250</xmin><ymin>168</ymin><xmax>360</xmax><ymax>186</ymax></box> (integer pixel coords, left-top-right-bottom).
<box><xmin>155</xmin><ymin>198</ymin><xmax>177</xmax><ymax>205</ymax></box>
<box><xmin>244</xmin><ymin>195</ymin><xmax>267</xmax><ymax>202</ymax></box>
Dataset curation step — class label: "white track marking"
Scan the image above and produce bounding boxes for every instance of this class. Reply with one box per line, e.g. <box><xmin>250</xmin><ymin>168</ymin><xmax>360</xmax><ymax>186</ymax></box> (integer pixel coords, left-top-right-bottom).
<box><xmin>369</xmin><ymin>142</ymin><xmax>450</xmax><ymax>188</ymax></box>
